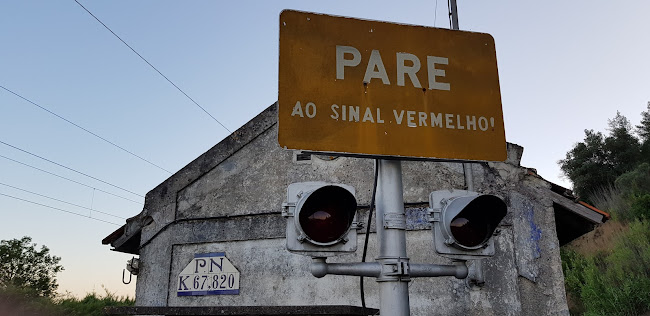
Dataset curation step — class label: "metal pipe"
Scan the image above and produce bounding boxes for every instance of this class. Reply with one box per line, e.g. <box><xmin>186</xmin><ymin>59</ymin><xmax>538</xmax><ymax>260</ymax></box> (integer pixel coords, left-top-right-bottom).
<box><xmin>375</xmin><ymin>159</ymin><xmax>410</xmax><ymax>316</ymax></box>
<box><xmin>310</xmin><ymin>258</ymin><xmax>381</xmax><ymax>278</ymax></box>
<box><xmin>463</xmin><ymin>160</ymin><xmax>487</xmax><ymax>286</ymax></box>
<box><xmin>463</xmin><ymin>163</ymin><xmax>474</xmax><ymax>191</ymax></box>
<box><xmin>410</xmin><ymin>262</ymin><xmax>468</xmax><ymax>279</ymax></box>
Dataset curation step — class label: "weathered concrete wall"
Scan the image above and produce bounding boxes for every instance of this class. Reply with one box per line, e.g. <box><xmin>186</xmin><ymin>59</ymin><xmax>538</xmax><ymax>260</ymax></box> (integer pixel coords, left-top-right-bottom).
<box><xmin>174</xmin><ymin>125</ymin><xmax>466</xmax><ymax>220</ymax></box>
<box><xmin>132</xmin><ymin>104</ymin><xmax>569</xmax><ymax>315</ymax></box>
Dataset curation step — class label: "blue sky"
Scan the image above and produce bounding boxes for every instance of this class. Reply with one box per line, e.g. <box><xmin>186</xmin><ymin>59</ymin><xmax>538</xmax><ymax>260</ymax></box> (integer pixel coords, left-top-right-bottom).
<box><xmin>1</xmin><ymin>1</ymin><xmax>649</xmax><ymax>297</ymax></box>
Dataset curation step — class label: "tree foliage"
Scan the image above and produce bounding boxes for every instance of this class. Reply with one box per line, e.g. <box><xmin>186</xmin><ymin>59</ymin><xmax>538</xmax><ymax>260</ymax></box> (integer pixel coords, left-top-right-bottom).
<box><xmin>559</xmin><ymin>110</ymin><xmax>646</xmax><ymax>201</ymax></box>
<box><xmin>638</xmin><ymin>102</ymin><xmax>650</xmax><ymax>164</ymax></box>
<box><xmin>605</xmin><ymin>113</ymin><xmax>642</xmax><ymax>175</ymax></box>
<box><xmin>0</xmin><ymin>236</ymin><xmax>63</xmax><ymax>298</ymax></box>
<box><xmin>559</xmin><ymin>130</ymin><xmax>612</xmax><ymax>200</ymax></box>
<box><xmin>615</xmin><ymin>163</ymin><xmax>650</xmax><ymax>198</ymax></box>
<box><xmin>637</xmin><ymin>102</ymin><xmax>650</xmax><ymax>143</ymax></box>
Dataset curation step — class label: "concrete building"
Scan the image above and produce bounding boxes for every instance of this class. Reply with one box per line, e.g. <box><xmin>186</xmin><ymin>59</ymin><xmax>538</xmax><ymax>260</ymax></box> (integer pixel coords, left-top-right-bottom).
<box><xmin>103</xmin><ymin>103</ymin><xmax>607</xmax><ymax>316</ymax></box>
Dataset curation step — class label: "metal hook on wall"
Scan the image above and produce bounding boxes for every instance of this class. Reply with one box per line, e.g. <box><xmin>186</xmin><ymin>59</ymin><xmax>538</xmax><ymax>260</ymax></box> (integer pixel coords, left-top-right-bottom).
<box><xmin>122</xmin><ymin>256</ymin><xmax>140</xmax><ymax>284</ymax></box>
<box><xmin>122</xmin><ymin>269</ymin><xmax>132</xmax><ymax>284</ymax></box>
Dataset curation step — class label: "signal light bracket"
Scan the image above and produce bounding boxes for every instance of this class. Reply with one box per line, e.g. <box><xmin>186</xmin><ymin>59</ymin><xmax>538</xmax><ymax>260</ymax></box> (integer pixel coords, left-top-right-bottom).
<box><xmin>428</xmin><ymin>189</ymin><xmax>507</xmax><ymax>260</ymax></box>
<box><xmin>283</xmin><ymin>182</ymin><xmax>359</xmax><ymax>257</ymax></box>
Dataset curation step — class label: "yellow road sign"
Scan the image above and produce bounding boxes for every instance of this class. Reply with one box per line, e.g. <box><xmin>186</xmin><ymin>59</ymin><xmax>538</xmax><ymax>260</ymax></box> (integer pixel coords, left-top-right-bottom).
<box><xmin>278</xmin><ymin>10</ymin><xmax>506</xmax><ymax>161</ymax></box>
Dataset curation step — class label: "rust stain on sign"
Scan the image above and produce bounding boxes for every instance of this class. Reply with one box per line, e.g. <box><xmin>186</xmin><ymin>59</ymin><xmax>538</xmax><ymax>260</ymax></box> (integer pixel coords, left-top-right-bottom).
<box><xmin>278</xmin><ymin>10</ymin><xmax>506</xmax><ymax>161</ymax></box>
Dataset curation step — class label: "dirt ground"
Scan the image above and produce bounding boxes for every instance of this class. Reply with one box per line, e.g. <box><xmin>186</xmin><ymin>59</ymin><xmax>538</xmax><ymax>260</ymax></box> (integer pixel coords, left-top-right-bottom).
<box><xmin>564</xmin><ymin>220</ymin><xmax>627</xmax><ymax>256</ymax></box>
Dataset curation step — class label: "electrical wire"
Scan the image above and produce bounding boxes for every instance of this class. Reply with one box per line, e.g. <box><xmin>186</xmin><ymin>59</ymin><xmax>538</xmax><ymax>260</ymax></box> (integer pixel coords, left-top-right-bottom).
<box><xmin>0</xmin><ymin>192</ymin><xmax>120</xmax><ymax>226</ymax></box>
<box><xmin>0</xmin><ymin>85</ymin><xmax>172</xmax><ymax>174</ymax></box>
<box><xmin>0</xmin><ymin>140</ymin><xmax>143</xmax><ymax>198</ymax></box>
<box><xmin>72</xmin><ymin>0</ymin><xmax>232</xmax><ymax>134</ymax></box>
<box><xmin>360</xmin><ymin>159</ymin><xmax>379</xmax><ymax>313</ymax></box>
<box><xmin>0</xmin><ymin>182</ymin><xmax>126</xmax><ymax>219</ymax></box>
<box><xmin>0</xmin><ymin>154</ymin><xmax>142</xmax><ymax>205</ymax></box>
<box><xmin>434</xmin><ymin>0</ymin><xmax>439</xmax><ymax>27</ymax></box>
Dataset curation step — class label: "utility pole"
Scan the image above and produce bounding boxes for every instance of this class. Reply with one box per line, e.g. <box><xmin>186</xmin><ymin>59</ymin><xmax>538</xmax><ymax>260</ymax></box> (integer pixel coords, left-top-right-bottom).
<box><xmin>449</xmin><ymin>0</ymin><xmax>473</xmax><ymax>206</ymax></box>
<box><xmin>449</xmin><ymin>0</ymin><xmax>459</xmax><ymax>30</ymax></box>
<box><xmin>449</xmin><ymin>0</ymin><xmax>489</xmax><ymax>288</ymax></box>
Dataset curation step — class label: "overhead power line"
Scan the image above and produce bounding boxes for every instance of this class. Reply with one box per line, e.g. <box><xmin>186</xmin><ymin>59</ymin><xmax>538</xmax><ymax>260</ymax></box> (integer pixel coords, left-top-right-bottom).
<box><xmin>73</xmin><ymin>0</ymin><xmax>232</xmax><ymax>134</ymax></box>
<box><xmin>0</xmin><ymin>154</ymin><xmax>142</xmax><ymax>205</ymax></box>
<box><xmin>0</xmin><ymin>182</ymin><xmax>127</xmax><ymax>219</ymax></box>
<box><xmin>0</xmin><ymin>192</ymin><xmax>120</xmax><ymax>226</ymax></box>
<box><xmin>0</xmin><ymin>85</ymin><xmax>172</xmax><ymax>174</ymax></box>
<box><xmin>0</xmin><ymin>140</ymin><xmax>143</xmax><ymax>198</ymax></box>
<box><xmin>434</xmin><ymin>0</ymin><xmax>439</xmax><ymax>27</ymax></box>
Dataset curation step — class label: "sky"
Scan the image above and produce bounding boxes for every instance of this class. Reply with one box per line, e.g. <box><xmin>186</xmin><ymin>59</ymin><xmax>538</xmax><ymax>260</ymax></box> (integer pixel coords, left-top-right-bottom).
<box><xmin>1</xmin><ymin>1</ymin><xmax>649</xmax><ymax>298</ymax></box>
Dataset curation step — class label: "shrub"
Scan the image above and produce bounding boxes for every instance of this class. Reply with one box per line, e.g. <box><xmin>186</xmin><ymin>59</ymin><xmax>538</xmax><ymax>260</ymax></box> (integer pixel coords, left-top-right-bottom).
<box><xmin>0</xmin><ymin>286</ymin><xmax>134</xmax><ymax>316</ymax></box>
<box><xmin>630</xmin><ymin>194</ymin><xmax>650</xmax><ymax>220</ymax></box>
<box><xmin>0</xmin><ymin>285</ymin><xmax>60</xmax><ymax>316</ymax></box>
<box><xmin>56</xmin><ymin>288</ymin><xmax>134</xmax><ymax>316</ymax></box>
<box><xmin>560</xmin><ymin>248</ymin><xmax>588</xmax><ymax>315</ymax></box>
<box><xmin>563</xmin><ymin>220</ymin><xmax>650</xmax><ymax>316</ymax></box>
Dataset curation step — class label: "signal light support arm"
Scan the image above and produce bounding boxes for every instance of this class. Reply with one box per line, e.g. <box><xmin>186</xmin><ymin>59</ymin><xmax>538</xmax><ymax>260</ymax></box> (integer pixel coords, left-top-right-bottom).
<box><xmin>409</xmin><ymin>262</ymin><xmax>468</xmax><ymax>279</ymax></box>
<box><xmin>311</xmin><ymin>258</ymin><xmax>381</xmax><ymax>278</ymax></box>
<box><xmin>310</xmin><ymin>257</ymin><xmax>468</xmax><ymax>280</ymax></box>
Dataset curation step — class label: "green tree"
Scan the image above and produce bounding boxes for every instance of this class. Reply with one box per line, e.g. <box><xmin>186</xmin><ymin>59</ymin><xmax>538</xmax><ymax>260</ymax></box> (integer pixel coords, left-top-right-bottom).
<box><xmin>559</xmin><ymin>129</ymin><xmax>614</xmax><ymax>200</ymax></box>
<box><xmin>604</xmin><ymin>112</ymin><xmax>641</xmax><ymax>175</ymax></box>
<box><xmin>615</xmin><ymin>163</ymin><xmax>650</xmax><ymax>198</ymax></box>
<box><xmin>613</xmin><ymin>163</ymin><xmax>650</xmax><ymax>220</ymax></box>
<box><xmin>0</xmin><ymin>236</ymin><xmax>63</xmax><ymax>298</ymax></box>
<box><xmin>559</xmin><ymin>111</ymin><xmax>642</xmax><ymax>201</ymax></box>
<box><xmin>637</xmin><ymin>102</ymin><xmax>650</xmax><ymax>143</ymax></box>
<box><xmin>638</xmin><ymin>102</ymin><xmax>650</xmax><ymax>164</ymax></box>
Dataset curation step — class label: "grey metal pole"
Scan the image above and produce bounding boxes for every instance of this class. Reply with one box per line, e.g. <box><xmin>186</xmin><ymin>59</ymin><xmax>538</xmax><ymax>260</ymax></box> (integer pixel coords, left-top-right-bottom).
<box><xmin>375</xmin><ymin>159</ymin><xmax>410</xmax><ymax>316</ymax></box>
<box><xmin>451</xmin><ymin>2</ymin><xmax>488</xmax><ymax>287</ymax></box>
<box><xmin>449</xmin><ymin>0</ymin><xmax>459</xmax><ymax>30</ymax></box>
<box><xmin>463</xmin><ymin>161</ymin><xmax>487</xmax><ymax>286</ymax></box>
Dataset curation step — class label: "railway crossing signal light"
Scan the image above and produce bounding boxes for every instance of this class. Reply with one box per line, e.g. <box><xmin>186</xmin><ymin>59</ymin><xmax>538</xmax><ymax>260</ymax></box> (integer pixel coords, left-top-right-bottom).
<box><xmin>282</xmin><ymin>182</ymin><xmax>359</xmax><ymax>257</ymax></box>
<box><xmin>429</xmin><ymin>190</ymin><xmax>507</xmax><ymax>260</ymax></box>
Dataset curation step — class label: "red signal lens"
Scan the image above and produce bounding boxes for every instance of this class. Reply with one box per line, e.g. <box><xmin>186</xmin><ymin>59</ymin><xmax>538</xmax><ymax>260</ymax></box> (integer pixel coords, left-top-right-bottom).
<box><xmin>449</xmin><ymin>195</ymin><xmax>506</xmax><ymax>249</ymax></box>
<box><xmin>450</xmin><ymin>216</ymin><xmax>490</xmax><ymax>248</ymax></box>
<box><xmin>298</xmin><ymin>186</ymin><xmax>357</xmax><ymax>244</ymax></box>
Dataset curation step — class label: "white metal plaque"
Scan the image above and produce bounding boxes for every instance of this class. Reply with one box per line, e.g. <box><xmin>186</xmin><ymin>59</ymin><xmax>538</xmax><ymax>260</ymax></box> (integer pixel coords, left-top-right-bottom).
<box><xmin>177</xmin><ymin>252</ymin><xmax>240</xmax><ymax>296</ymax></box>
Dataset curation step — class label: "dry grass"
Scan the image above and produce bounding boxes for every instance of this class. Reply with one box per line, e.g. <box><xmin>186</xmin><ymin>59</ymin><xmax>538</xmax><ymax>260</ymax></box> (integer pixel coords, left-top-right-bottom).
<box><xmin>589</xmin><ymin>185</ymin><xmax>631</xmax><ymax>220</ymax></box>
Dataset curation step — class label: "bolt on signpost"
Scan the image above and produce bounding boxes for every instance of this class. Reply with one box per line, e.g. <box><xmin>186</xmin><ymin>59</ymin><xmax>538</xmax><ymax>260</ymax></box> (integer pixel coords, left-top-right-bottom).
<box><xmin>279</xmin><ymin>7</ymin><xmax>505</xmax><ymax>316</ymax></box>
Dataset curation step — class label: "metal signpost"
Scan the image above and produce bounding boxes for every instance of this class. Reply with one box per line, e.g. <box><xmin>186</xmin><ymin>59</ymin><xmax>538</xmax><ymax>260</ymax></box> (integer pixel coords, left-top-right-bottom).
<box><xmin>279</xmin><ymin>8</ymin><xmax>505</xmax><ymax>316</ymax></box>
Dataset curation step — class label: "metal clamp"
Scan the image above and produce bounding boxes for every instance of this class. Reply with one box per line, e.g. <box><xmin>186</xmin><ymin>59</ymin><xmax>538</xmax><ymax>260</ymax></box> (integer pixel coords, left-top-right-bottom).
<box><xmin>281</xmin><ymin>202</ymin><xmax>295</xmax><ymax>217</ymax></box>
<box><xmin>427</xmin><ymin>207</ymin><xmax>441</xmax><ymax>222</ymax></box>
<box><xmin>377</xmin><ymin>257</ymin><xmax>411</xmax><ymax>282</ymax></box>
